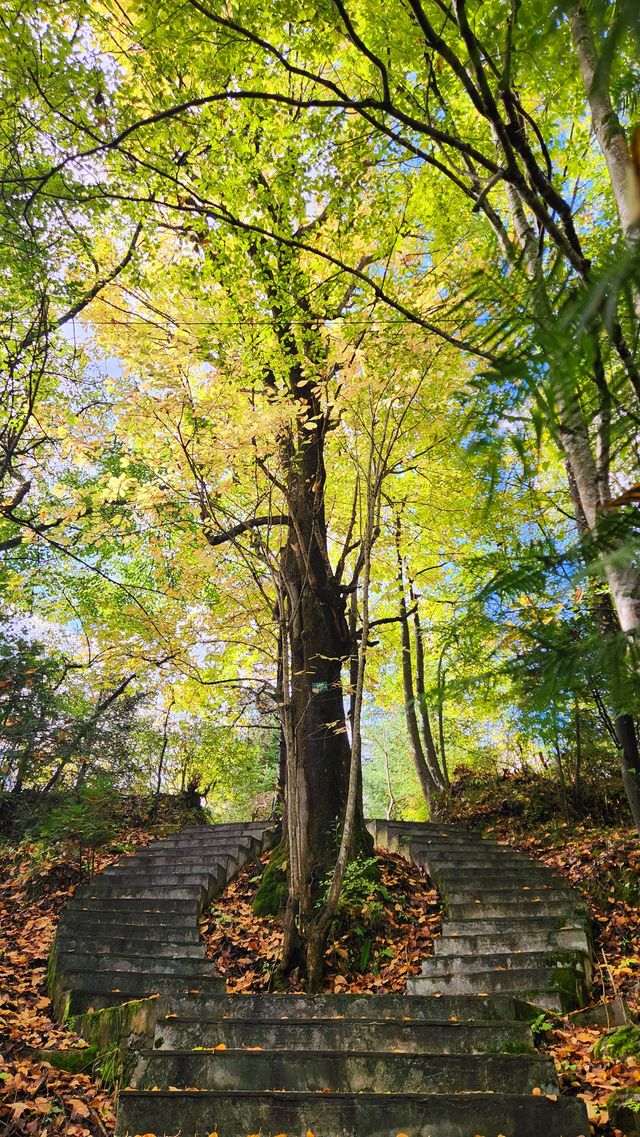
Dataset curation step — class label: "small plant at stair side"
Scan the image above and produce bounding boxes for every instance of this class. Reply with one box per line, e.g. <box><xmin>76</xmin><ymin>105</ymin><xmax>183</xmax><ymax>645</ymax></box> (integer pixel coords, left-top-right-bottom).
<box><xmin>531</xmin><ymin>1012</ymin><xmax>558</xmax><ymax>1041</ymax></box>
<box><xmin>37</xmin><ymin>774</ymin><xmax>118</xmax><ymax>875</ymax></box>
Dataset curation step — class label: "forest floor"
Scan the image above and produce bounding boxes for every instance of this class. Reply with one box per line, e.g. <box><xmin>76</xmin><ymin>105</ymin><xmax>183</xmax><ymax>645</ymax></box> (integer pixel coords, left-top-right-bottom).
<box><xmin>0</xmin><ymin>779</ymin><xmax>638</xmax><ymax>1136</ymax></box>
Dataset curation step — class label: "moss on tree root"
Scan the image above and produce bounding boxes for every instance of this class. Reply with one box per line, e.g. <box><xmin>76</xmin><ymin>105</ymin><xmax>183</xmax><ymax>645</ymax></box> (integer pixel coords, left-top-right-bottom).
<box><xmin>252</xmin><ymin>839</ymin><xmax>288</xmax><ymax>917</ymax></box>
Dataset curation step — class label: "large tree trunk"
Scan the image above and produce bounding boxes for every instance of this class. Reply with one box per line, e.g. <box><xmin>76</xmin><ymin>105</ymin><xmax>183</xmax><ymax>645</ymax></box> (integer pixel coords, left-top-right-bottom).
<box><xmin>279</xmin><ymin>423</ymin><xmax>370</xmax><ymax>975</ymax></box>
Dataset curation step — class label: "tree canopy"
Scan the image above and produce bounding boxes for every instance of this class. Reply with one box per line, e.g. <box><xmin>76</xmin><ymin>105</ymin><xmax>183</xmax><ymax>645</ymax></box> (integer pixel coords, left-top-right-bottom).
<box><xmin>2</xmin><ymin>0</ymin><xmax>640</xmax><ymax>979</ymax></box>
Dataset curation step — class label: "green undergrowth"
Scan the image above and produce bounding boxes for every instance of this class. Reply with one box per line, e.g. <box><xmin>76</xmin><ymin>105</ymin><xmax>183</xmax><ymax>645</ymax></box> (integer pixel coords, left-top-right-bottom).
<box><xmin>593</xmin><ymin>1023</ymin><xmax>640</xmax><ymax>1060</ymax></box>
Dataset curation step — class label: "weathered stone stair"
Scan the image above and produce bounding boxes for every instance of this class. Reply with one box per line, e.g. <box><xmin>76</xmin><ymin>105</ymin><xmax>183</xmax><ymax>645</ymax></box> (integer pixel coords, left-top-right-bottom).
<box><xmin>118</xmin><ymin>990</ymin><xmax>588</xmax><ymax>1136</ymax></box>
<box><xmin>52</xmin><ymin>819</ymin><xmax>592</xmax><ymax>1135</ymax></box>
<box><xmin>369</xmin><ymin>820</ymin><xmax>592</xmax><ymax>1011</ymax></box>
<box><xmin>49</xmin><ymin>821</ymin><xmax>276</xmax><ymax>1017</ymax></box>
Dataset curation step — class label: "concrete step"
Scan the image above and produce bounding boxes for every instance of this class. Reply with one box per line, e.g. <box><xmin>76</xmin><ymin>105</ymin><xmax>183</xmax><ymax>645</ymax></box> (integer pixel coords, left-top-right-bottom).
<box><xmin>163</xmin><ymin>992</ymin><xmax>529</xmax><ymax>1023</ymax></box>
<box><xmin>408</xmin><ymin>967</ymin><xmax>577</xmax><ymax>1001</ymax></box>
<box><xmin>59</xmin><ymin>908</ymin><xmax>199</xmax><ymax>930</ymax></box>
<box><xmin>179</xmin><ymin>822</ymin><xmax>275</xmax><ymax>833</ymax></box>
<box><xmin>116</xmin><ymin>1088</ymin><xmax>588</xmax><ymax>1137</ymax></box>
<box><xmin>435</xmin><ymin>928</ymin><xmax>590</xmax><ymax>955</ymax></box>
<box><xmin>76</xmin><ymin>884</ymin><xmax>206</xmax><ymax>901</ymax></box>
<box><xmin>55</xmin><ymin>934</ymin><xmax>205</xmax><ymax>957</ymax></box>
<box><xmin>141</xmin><ymin>834</ymin><xmax>265</xmax><ymax>852</ymax></box>
<box><xmin>421</xmin><ymin>949</ymin><xmax>587</xmax><ymax>976</ymax></box>
<box><xmin>429</xmin><ymin>863</ymin><xmax>562</xmax><ymax>880</ymax></box>
<box><xmin>447</xmin><ymin>897</ymin><xmax>585</xmax><ymax>919</ymax></box>
<box><xmin>113</xmin><ymin>851</ymin><xmax>249</xmax><ymax>869</ymax></box>
<box><xmin>132</xmin><ymin>1048</ymin><xmax>558</xmax><ymax>1095</ymax></box>
<box><xmin>156</xmin><ymin>1015</ymin><xmax>534</xmax><ymax>1054</ymax></box>
<box><xmin>56</xmin><ymin>951</ymin><xmax>214</xmax><ymax>977</ymax></box>
<box><xmin>70</xmin><ymin>897</ymin><xmax>198</xmax><ymax>914</ymax></box>
<box><xmin>61</xmin><ymin>968</ymin><xmax>224</xmax><ymax>1000</ymax></box>
<box><xmin>441</xmin><ymin>915</ymin><xmax>589</xmax><ymax>937</ymax></box>
<box><xmin>83</xmin><ymin>870</ymin><xmax>228</xmax><ymax>893</ymax></box>
<box><xmin>441</xmin><ymin>885</ymin><xmax>574</xmax><ymax>904</ymax></box>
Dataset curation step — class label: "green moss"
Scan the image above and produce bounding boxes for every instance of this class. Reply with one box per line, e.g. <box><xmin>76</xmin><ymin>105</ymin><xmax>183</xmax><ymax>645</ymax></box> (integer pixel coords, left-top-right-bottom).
<box><xmin>594</xmin><ymin>1024</ymin><xmax>640</xmax><ymax>1060</ymax></box>
<box><xmin>34</xmin><ymin>1045</ymin><xmax>98</xmax><ymax>1072</ymax></box>
<box><xmin>500</xmin><ymin>1039</ymin><xmax>536</xmax><ymax>1055</ymax></box>
<box><xmin>252</xmin><ymin>840</ymin><xmax>288</xmax><ymax>917</ymax></box>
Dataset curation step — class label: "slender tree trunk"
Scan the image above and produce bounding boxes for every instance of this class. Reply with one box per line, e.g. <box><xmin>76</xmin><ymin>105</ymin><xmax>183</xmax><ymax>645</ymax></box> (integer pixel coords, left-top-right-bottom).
<box><xmin>395</xmin><ymin>522</ymin><xmax>441</xmax><ymax>816</ymax></box>
<box><xmin>410</xmin><ymin>590</ymin><xmax>448</xmax><ymax>788</ymax></box>
<box><xmin>573</xmin><ymin>697</ymin><xmax>583</xmax><ymax>803</ymax></box>
<box><xmin>567</xmin><ymin>4</ymin><xmax>640</xmax><ymax>251</ymax></box>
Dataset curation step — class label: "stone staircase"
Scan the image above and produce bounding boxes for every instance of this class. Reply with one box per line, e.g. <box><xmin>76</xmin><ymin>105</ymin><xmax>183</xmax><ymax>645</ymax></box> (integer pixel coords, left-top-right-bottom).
<box><xmin>51</xmin><ymin>819</ymin><xmax>592</xmax><ymax>1136</ymax></box>
<box><xmin>50</xmin><ymin>822</ymin><xmax>276</xmax><ymax>1017</ymax></box>
<box><xmin>369</xmin><ymin>820</ymin><xmax>592</xmax><ymax>1011</ymax></box>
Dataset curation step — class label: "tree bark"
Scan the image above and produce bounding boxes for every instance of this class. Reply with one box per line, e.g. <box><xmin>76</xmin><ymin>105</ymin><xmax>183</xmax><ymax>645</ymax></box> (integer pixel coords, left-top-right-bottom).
<box><xmin>278</xmin><ymin>417</ymin><xmax>370</xmax><ymax>976</ymax></box>
<box><xmin>567</xmin><ymin>4</ymin><xmax>639</xmax><ymax>248</ymax></box>
<box><xmin>395</xmin><ymin>522</ymin><xmax>441</xmax><ymax>815</ymax></box>
<box><xmin>411</xmin><ymin>592</ymin><xmax>448</xmax><ymax>788</ymax></box>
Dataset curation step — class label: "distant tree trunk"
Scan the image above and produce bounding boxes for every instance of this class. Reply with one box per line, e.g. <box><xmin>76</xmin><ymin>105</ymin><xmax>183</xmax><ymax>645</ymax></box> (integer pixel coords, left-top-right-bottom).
<box><xmin>436</xmin><ymin>653</ymin><xmax>448</xmax><ymax>784</ymax></box>
<box><xmin>410</xmin><ymin>589</ymin><xmax>449</xmax><ymax>789</ymax></box>
<box><xmin>573</xmin><ymin>697</ymin><xmax>583</xmax><ymax>803</ymax></box>
<box><xmin>154</xmin><ymin>699</ymin><xmax>174</xmax><ymax>803</ymax></box>
<box><xmin>384</xmin><ymin>750</ymin><xmax>396</xmax><ymax>820</ymax></box>
<box><xmin>395</xmin><ymin>521</ymin><xmax>441</xmax><ymax>816</ymax></box>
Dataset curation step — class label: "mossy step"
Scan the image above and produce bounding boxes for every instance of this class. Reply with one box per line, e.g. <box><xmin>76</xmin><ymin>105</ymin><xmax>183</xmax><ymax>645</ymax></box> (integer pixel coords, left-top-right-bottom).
<box><xmin>115</xmin><ymin>1087</ymin><xmax>588</xmax><ymax>1137</ymax></box>
<box><xmin>70</xmin><ymin>897</ymin><xmax>198</xmax><ymax>914</ymax></box>
<box><xmin>84</xmin><ymin>869</ymin><xmax>229</xmax><ymax>891</ymax></box>
<box><xmin>421</xmin><ymin>949</ymin><xmax>587</xmax><ymax>976</ymax></box>
<box><xmin>59</xmin><ymin>909</ymin><xmax>199</xmax><ymax>929</ymax></box>
<box><xmin>408</xmin><ymin>967</ymin><xmax>586</xmax><ymax>1011</ymax></box>
<box><xmin>442</xmin><ymin>915</ymin><xmax>589</xmax><ymax>936</ymax></box>
<box><xmin>56</xmin><ymin>951</ymin><xmax>214</xmax><ymax>977</ymax></box>
<box><xmin>163</xmin><ymin>992</ymin><xmax>526</xmax><ymax>1023</ymax></box>
<box><xmin>156</xmin><ymin>1015</ymin><xmax>534</xmax><ymax>1055</ymax></box>
<box><xmin>117</xmin><ymin>851</ymin><xmax>250</xmax><ymax>868</ymax></box>
<box><xmin>447</xmin><ymin>898</ymin><xmax>586</xmax><ymax>919</ymax></box>
<box><xmin>76</xmin><ymin>885</ymin><xmax>207</xmax><ymax>901</ymax></box>
<box><xmin>132</xmin><ymin>1048</ymin><xmax>559</xmax><ymax>1095</ymax></box>
<box><xmin>55</xmin><ymin>935</ymin><xmax>204</xmax><ymax>957</ymax></box>
<box><xmin>438</xmin><ymin>882</ymin><xmax>572</xmax><ymax>900</ymax></box>
<box><xmin>60</xmin><ymin>968</ymin><xmax>224</xmax><ymax>1004</ymax></box>
<box><xmin>435</xmin><ymin>929</ymin><xmax>590</xmax><ymax>955</ymax></box>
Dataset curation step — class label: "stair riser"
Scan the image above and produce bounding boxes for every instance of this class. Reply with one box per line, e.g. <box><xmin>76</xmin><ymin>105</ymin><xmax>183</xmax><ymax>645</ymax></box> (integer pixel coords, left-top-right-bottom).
<box><xmin>85</xmin><ymin>873</ymin><xmax>226</xmax><ymax>891</ymax></box>
<box><xmin>116</xmin><ymin>1090</ymin><xmax>588</xmax><ymax>1137</ymax></box>
<box><xmin>423</xmin><ymin>952</ymin><xmax>587</xmax><ymax>976</ymax></box>
<box><xmin>56</xmin><ymin>937</ymin><xmax>204</xmax><ymax>957</ymax></box>
<box><xmin>441</xmin><ymin>889</ymin><xmax>573</xmax><ymax>905</ymax></box>
<box><xmin>56</xmin><ymin>953</ymin><xmax>213</xmax><ymax>977</ymax></box>
<box><xmin>156</xmin><ymin>1019</ymin><xmax>533</xmax><ymax>1055</ymax></box>
<box><xmin>441</xmin><ymin>917</ymin><xmax>589</xmax><ymax>936</ymax></box>
<box><xmin>447</xmin><ymin>901</ymin><xmax>585</xmax><ymax>919</ymax></box>
<box><xmin>163</xmin><ymin>993</ymin><xmax>523</xmax><ymax>1022</ymax></box>
<box><xmin>59</xmin><ymin>912</ymin><xmax>199</xmax><ymax>930</ymax></box>
<box><xmin>408</xmin><ymin>968</ymin><xmax>584</xmax><ymax>1006</ymax></box>
<box><xmin>113</xmin><ymin>854</ymin><xmax>248</xmax><ymax>869</ymax></box>
<box><xmin>63</xmin><ymin>972</ymin><xmax>224</xmax><ymax>996</ymax></box>
<box><xmin>132</xmin><ymin>1051</ymin><xmax>558</xmax><ymax>1095</ymax></box>
<box><xmin>71</xmin><ymin>899</ymin><xmax>198</xmax><ymax>913</ymax></box>
<box><xmin>77</xmin><ymin>887</ymin><xmax>207</xmax><ymax>901</ymax></box>
<box><xmin>435</xmin><ymin>930</ymin><xmax>590</xmax><ymax>955</ymax></box>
